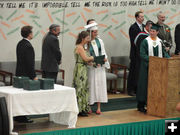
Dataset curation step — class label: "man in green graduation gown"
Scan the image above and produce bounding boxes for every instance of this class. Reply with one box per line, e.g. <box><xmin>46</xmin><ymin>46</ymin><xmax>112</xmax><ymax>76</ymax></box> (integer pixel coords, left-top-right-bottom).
<box><xmin>137</xmin><ymin>23</ymin><xmax>170</xmax><ymax>113</ymax></box>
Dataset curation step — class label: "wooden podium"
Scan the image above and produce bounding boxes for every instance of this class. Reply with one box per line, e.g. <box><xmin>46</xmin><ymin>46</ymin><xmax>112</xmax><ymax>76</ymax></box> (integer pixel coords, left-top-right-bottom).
<box><xmin>147</xmin><ymin>56</ymin><xmax>180</xmax><ymax>117</ymax></box>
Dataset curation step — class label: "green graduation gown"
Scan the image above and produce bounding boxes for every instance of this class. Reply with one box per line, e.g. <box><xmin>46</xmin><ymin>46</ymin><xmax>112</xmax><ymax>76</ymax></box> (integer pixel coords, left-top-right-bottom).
<box><xmin>136</xmin><ymin>38</ymin><xmax>170</xmax><ymax>103</ymax></box>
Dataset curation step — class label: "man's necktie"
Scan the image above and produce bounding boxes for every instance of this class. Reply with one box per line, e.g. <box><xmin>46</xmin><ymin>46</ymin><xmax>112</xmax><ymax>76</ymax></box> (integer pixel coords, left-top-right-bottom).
<box><xmin>140</xmin><ymin>25</ymin><xmax>143</xmax><ymax>31</ymax></box>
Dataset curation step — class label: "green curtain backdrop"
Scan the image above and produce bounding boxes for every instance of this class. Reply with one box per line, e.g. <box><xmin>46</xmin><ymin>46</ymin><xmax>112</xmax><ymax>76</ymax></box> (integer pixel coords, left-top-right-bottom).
<box><xmin>23</xmin><ymin>117</ymin><xmax>180</xmax><ymax>135</ymax></box>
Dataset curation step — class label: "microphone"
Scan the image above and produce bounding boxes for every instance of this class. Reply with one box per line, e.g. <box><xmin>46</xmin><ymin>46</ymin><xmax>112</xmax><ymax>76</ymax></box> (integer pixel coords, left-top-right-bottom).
<box><xmin>161</xmin><ymin>41</ymin><xmax>180</xmax><ymax>55</ymax></box>
<box><xmin>160</xmin><ymin>40</ymin><xmax>166</xmax><ymax>48</ymax></box>
<box><xmin>162</xmin><ymin>40</ymin><xmax>172</xmax><ymax>48</ymax></box>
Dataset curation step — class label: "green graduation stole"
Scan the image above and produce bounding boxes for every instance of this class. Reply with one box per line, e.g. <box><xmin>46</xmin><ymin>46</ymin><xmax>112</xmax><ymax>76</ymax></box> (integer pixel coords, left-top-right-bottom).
<box><xmin>89</xmin><ymin>38</ymin><xmax>104</xmax><ymax>67</ymax></box>
<box><xmin>89</xmin><ymin>38</ymin><xmax>102</xmax><ymax>57</ymax></box>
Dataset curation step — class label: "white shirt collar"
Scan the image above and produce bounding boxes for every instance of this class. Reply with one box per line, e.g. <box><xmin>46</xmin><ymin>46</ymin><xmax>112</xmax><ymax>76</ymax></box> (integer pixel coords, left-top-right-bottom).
<box><xmin>144</xmin><ymin>28</ymin><xmax>149</xmax><ymax>33</ymax></box>
<box><xmin>136</xmin><ymin>21</ymin><xmax>142</xmax><ymax>28</ymax></box>
<box><xmin>24</xmin><ymin>38</ymin><xmax>30</xmax><ymax>42</ymax></box>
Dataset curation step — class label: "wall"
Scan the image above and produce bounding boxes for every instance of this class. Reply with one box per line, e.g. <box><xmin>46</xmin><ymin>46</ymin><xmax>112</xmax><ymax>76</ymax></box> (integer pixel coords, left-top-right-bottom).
<box><xmin>0</xmin><ymin>0</ymin><xmax>180</xmax><ymax>86</ymax></box>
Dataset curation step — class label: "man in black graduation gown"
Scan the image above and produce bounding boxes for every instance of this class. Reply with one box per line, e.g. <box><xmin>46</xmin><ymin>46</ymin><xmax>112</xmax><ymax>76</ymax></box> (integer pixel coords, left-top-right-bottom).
<box><xmin>128</xmin><ymin>11</ymin><xmax>145</xmax><ymax>96</ymax></box>
<box><xmin>134</xmin><ymin>20</ymin><xmax>153</xmax><ymax>87</ymax></box>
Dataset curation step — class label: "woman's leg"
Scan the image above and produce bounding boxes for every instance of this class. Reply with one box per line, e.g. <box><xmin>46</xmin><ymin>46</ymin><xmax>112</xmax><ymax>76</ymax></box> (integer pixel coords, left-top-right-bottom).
<box><xmin>96</xmin><ymin>102</ymin><xmax>101</xmax><ymax>114</ymax></box>
<box><xmin>97</xmin><ymin>102</ymin><xmax>101</xmax><ymax>111</ymax></box>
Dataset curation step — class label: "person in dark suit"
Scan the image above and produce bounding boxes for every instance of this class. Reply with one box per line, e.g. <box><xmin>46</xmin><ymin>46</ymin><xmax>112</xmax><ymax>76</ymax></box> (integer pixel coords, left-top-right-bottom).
<box><xmin>174</xmin><ymin>23</ymin><xmax>180</xmax><ymax>55</ymax></box>
<box><xmin>15</xmin><ymin>25</ymin><xmax>37</xmax><ymax>123</ymax></box>
<box><xmin>41</xmin><ymin>24</ymin><xmax>62</xmax><ymax>83</ymax></box>
<box><xmin>16</xmin><ymin>26</ymin><xmax>37</xmax><ymax>80</ymax></box>
<box><xmin>127</xmin><ymin>11</ymin><xmax>145</xmax><ymax>96</ymax></box>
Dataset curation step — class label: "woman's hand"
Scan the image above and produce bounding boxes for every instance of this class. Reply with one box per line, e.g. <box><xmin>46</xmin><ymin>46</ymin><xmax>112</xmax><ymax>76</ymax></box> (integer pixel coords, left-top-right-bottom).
<box><xmin>34</xmin><ymin>77</ymin><xmax>38</xmax><ymax>80</ymax></box>
<box><xmin>91</xmin><ymin>56</ymin><xmax>94</xmax><ymax>61</ymax></box>
<box><xmin>97</xmin><ymin>64</ymin><xmax>101</xmax><ymax>67</ymax></box>
<box><xmin>88</xmin><ymin>62</ymin><xmax>94</xmax><ymax>66</ymax></box>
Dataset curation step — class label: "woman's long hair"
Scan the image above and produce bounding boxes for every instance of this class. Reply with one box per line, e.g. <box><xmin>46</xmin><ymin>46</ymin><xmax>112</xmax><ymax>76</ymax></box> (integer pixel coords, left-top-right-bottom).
<box><xmin>76</xmin><ymin>31</ymin><xmax>89</xmax><ymax>45</ymax></box>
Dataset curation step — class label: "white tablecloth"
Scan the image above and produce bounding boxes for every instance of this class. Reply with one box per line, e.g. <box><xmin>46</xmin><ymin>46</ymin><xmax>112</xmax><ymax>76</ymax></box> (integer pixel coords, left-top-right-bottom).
<box><xmin>0</xmin><ymin>84</ymin><xmax>79</xmax><ymax>135</ymax></box>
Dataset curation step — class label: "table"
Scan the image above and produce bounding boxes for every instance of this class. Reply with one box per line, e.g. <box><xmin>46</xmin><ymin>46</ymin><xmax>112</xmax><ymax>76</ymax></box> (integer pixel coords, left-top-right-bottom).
<box><xmin>0</xmin><ymin>84</ymin><xmax>79</xmax><ymax>135</ymax></box>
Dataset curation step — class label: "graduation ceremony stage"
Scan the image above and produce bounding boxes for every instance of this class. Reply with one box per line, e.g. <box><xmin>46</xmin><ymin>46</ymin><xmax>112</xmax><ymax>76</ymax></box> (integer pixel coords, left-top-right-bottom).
<box><xmin>13</xmin><ymin>93</ymin><xmax>180</xmax><ymax>135</ymax></box>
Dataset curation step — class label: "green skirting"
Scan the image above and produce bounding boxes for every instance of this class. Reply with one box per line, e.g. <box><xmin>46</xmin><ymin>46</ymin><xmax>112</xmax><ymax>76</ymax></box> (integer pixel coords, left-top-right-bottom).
<box><xmin>23</xmin><ymin>117</ymin><xmax>180</xmax><ymax>135</ymax></box>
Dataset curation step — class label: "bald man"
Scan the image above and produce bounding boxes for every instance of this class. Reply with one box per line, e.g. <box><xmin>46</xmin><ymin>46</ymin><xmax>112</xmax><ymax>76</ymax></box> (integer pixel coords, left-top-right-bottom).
<box><xmin>156</xmin><ymin>11</ymin><xmax>172</xmax><ymax>53</ymax></box>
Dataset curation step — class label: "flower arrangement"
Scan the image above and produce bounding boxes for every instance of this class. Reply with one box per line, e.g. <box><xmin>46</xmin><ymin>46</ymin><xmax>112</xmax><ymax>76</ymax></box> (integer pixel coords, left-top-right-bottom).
<box><xmin>165</xmin><ymin>27</ymin><xmax>170</xmax><ymax>32</ymax></box>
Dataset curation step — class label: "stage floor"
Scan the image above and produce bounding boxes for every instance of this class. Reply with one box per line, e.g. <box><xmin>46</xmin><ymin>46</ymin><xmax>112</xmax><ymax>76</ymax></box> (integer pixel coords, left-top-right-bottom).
<box><xmin>13</xmin><ymin>94</ymin><xmax>164</xmax><ymax>134</ymax></box>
